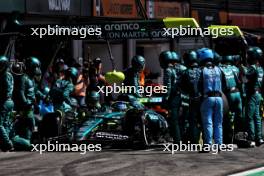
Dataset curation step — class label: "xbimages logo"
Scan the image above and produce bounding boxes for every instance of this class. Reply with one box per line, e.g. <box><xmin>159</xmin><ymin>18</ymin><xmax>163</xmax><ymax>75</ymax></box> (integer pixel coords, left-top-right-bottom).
<box><xmin>97</xmin><ymin>83</ymin><xmax>168</xmax><ymax>96</ymax></box>
<box><xmin>163</xmin><ymin>142</ymin><xmax>234</xmax><ymax>155</ymax></box>
<box><xmin>31</xmin><ymin>141</ymin><xmax>102</xmax><ymax>155</ymax></box>
<box><xmin>30</xmin><ymin>25</ymin><xmax>102</xmax><ymax>39</ymax></box>
<box><xmin>162</xmin><ymin>25</ymin><xmax>235</xmax><ymax>38</ymax></box>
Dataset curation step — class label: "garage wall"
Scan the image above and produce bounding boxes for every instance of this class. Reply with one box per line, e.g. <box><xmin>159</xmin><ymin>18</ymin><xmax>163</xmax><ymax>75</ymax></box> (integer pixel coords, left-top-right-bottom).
<box><xmin>137</xmin><ymin>43</ymin><xmax>170</xmax><ymax>84</ymax></box>
<box><xmin>88</xmin><ymin>43</ymin><xmax>124</xmax><ymax>73</ymax></box>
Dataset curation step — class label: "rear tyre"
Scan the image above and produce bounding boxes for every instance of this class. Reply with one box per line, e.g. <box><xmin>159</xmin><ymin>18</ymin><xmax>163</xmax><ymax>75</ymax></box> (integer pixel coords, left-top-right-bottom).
<box><xmin>39</xmin><ymin>111</ymin><xmax>61</xmax><ymax>142</ymax></box>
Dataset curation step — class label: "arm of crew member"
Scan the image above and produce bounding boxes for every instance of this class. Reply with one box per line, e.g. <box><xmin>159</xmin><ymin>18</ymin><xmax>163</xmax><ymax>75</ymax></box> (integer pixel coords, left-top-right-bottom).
<box><xmin>19</xmin><ymin>77</ymin><xmax>32</xmax><ymax>106</ymax></box>
<box><xmin>63</xmin><ymin>83</ymin><xmax>75</xmax><ymax>105</ymax></box>
<box><xmin>6</xmin><ymin>73</ymin><xmax>14</xmax><ymax>99</ymax></box>
<box><xmin>233</xmin><ymin>69</ymin><xmax>243</xmax><ymax>93</ymax></box>
<box><xmin>163</xmin><ymin>68</ymin><xmax>172</xmax><ymax>100</ymax></box>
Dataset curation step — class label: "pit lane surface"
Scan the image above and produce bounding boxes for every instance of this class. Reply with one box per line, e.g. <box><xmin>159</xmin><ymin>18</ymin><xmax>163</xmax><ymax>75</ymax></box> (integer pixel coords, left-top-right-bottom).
<box><xmin>0</xmin><ymin>147</ymin><xmax>264</xmax><ymax>176</ymax></box>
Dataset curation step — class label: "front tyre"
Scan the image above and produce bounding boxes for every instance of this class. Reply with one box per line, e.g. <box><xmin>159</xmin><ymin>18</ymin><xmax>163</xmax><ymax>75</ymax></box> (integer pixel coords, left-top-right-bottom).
<box><xmin>124</xmin><ymin>109</ymin><xmax>151</xmax><ymax>149</ymax></box>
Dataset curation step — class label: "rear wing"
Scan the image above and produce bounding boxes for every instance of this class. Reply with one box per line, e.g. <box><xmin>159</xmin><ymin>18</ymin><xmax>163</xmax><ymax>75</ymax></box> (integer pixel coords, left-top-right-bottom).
<box><xmin>208</xmin><ymin>25</ymin><xmax>244</xmax><ymax>37</ymax></box>
<box><xmin>162</xmin><ymin>17</ymin><xmax>200</xmax><ymax>28</ymax></box>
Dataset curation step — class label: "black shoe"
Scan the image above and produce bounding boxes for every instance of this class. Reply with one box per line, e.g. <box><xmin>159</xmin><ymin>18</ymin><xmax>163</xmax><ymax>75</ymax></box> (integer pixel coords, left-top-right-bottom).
<box><xmin>0</xmin><ymin>141</ymin><xmax>14</xmax><ymax>152</ymax></box>
<box><xmin>256</xmin><ymin>139</ymin><xmax>264</xmax><ymax>147</ymax></box>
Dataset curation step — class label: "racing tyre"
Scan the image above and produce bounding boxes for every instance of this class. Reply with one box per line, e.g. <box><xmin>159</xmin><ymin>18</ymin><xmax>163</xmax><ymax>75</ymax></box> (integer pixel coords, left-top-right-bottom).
<box><xmin>39</xmin><ymin>111</ymin><xmax>62</xmax><ymax>142</ymax></box>
<box><xmin>124</xmin><ymin>109</ymin><xmax>151</xmax><ymax>149</ymax></box>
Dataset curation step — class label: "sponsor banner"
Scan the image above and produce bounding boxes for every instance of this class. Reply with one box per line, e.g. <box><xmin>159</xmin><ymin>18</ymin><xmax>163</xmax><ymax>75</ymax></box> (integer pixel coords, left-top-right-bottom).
<box><xmin>93</xmin><ymin>0</ymin><xmax>141</xmax><ymax>18</ymax></box>
<box><xmin>94</xmin><ymin>0</ymin><xmax>189</xmax><ymax>19</ymax></box>
<box><xmin>152</xmin><ymin>2</ymin><xmax>189</xmax><ymax>18</ymax></box>
<box><xmin>26</xmin><ymin>0</ymin><xmax>92</xmax><ymax>16</ymax></box>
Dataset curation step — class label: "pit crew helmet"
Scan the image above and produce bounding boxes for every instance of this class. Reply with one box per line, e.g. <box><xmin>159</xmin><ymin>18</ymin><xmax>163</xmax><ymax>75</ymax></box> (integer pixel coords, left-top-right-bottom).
<box><xmin>247</xmin><ymin>47</ymin><xmax>263</xmax><ymax>62</ymax></box>
<box><xmin>159</xmin><ymin>51</ymin><xmax>172</xmax><ymax>69</ymax></box>
<box><xmin>222</xmin><ymin>55</ymin><xmax>234</xmax><ymax>64</ymax></box>
<box><xmin>0</xmin><ymin>56</ymin><xmax>9</xmax><ymax>73</ymax></box>
<box><xmin>86</xmin><ymin>91</ymin><xmax>101</xmax><ymax>109</ymax></box>
<box><xmin>197</xmin><ymin>48</ymin><xmax>214</xmax><ymax>65</ymax></box>
<box><xmin>111</xmin><ymin>101</ymin><xmax>129</xmax><ymax>112</ymax></box>
<box><xmin>65</xmin><ymin>67</ymin><xmax>79</xmax><ymax>85</ymax></box>
<box><xmin>25</xmin><ymin>57</ymin><xmax>41</xmax><ymax>76</ymax></box>
<box><xmin>132</xmin><ymin>55</ymin><xmax>145</xmax><ymax>72</ymax></box>
<box><xmin>171</xmin><ymin>51</ymin><xmax>181</xmax><ymax>63</ymax></box>
<box><xmin>183</xmin><ymin>50</ymin><xmax>197</xmax><ymax>66</ymax></box>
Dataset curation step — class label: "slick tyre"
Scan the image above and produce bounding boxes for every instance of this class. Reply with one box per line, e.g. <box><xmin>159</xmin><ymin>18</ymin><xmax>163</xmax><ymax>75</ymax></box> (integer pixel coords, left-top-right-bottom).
<box><xmin>124</xmin><ymin>109</ymin><xmax>151</xmax><ymax>149</ymax></box>
<box><xmin>39</xmin><ymin>111</ymin><xmax>62</xmax><ymax>142</ymax></box>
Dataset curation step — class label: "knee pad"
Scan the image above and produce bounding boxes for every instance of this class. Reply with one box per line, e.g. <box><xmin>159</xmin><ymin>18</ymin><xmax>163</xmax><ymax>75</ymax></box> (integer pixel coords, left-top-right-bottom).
<box><xmin>12</xmin><ymin>135</ymin><xmax>31</xmax><ymax>151</ymax></box>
